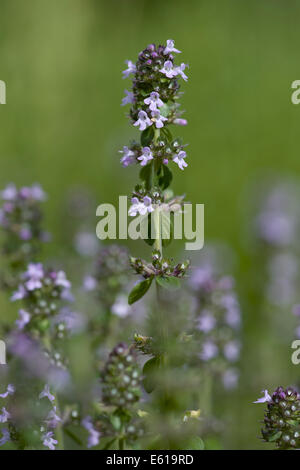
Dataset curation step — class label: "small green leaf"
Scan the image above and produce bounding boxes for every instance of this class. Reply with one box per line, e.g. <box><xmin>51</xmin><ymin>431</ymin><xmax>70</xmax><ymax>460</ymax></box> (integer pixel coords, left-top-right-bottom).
<box><xmin>128</xmin><ymin>278</ymin><xmax>153</xmax><ymax>305</ymax></box>
<box><xmin>268</xmin><ymin>431</ymin><xmax>282</xmax><ymax>442</ymax></box>
<box><xmin>158</xmin><ymin>165</ymin><xmax>173</xmax><ymax>190</ymax></box>
<box><xmin>156</xmin><ymin>276</ymin><xmax>180</xmax><ymax>290</ymax></box>
<box><xmin>139</xmin><ymin>163</ymin><xmax>152</xmax><ymax>190</ymax></box>
<box><xmin>110</xmin><ymin>415</ymin><xmax>121</xmax><ymax>430</ymax></box>
<box><xmin>141</xmin><ymin>126</ymin><xmax>154</xmax><ymax>147</ymax></box>
<box><xmin>143</xmin><ymin>356</ymin><xmax>161</xmax><ymax>393</ymax></box>
<box><xmin>185</xmin><ymin>437</ymin><xmax>205</xmax><ymax>450</ymax></box>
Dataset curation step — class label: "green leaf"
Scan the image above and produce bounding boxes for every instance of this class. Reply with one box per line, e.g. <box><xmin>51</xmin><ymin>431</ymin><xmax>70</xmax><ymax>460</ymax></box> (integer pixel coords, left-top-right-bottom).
<box><xmin>128</xmin><ymin>278</ymin><xmax>153</xmax><ymax>305</ymax></box>
<box><xmin>110</xmin><ymin>415</ymin><xmax>121</xmax><ymax>430</ymax></box>
<box><xmin>268</xmin><ymin>431</ymin><xmax>282</xmax><ymax>442</ymax></box>
<box><xmin>159</xmin><ymin>104</ymin><xmax>170</xmax><ymax>118</ymax></box>
<box><xmin>142</xmin><ymin>356</ymin><xmax>161</xmax><ymax>393</ymax></box>
<box><xmin>185</xmin><ymin>437</ymin><xmax>205</xmax><ymax>450</ymax></box>
<box><xmin>156</xmin><ymin>276</ymin><xmax>180</xmax><ymax>290</ymax></box>
<box><xmin>158</xmin><ymin>165</ymin><xmax>173</xmax><ymax>190</ymax></box>
<box><xmin>139</xmin><ymin>163</ymin><xmax>152</xmax><ymax>190</ymax></box>
<box><xmin>141</xmin><ymin>126</ymin><xmax>154</xmax><ymax>147</ymax></box>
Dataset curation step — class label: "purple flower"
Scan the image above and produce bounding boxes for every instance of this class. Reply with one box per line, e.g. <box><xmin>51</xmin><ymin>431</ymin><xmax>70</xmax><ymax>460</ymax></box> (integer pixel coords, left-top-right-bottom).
<box><xmin>151</xmin><ymin>110</ymin><xmax>168</xmax><ymax>129</ymax></box>
<box><xmin>173</xmin><ymin>150</ymin><xmax>188</xmax><ymax>170</ymax></box>
<box><xmin>128</xmin><ymin>196</ymin><xmax>154</xmax><ymax>217</ymax></box>
<box><xmin>196</xmin><ymin>311</ymin><xmax>216</xmax><ymax>333</ymax></box>
<box><xmin>19</xmin><ymin>227</ymin><xmax>32</xmax><ymax>241</ymax></box>
<box><xmin>119</xmin><ymin>146</ymin><xmax>135</xmax><ymax>167</ymax></box>
<box><xmin>122</xmin><ymin>89</ymin><xmax>135</xmax><ymax>106</ymax></box>
<box><xmin>26</xmin><ymin>278</ymin><xmax>42</xmax><ymax>291</ymax></box>
<box><xmin>39</xmin><ymin>384</ymin><xmax>55</xmax><ymax>402</ymax></box>
<box><xmin>144</xmin><ymin>92</ymin><xmax>164</xmax><ymax>111</ymax></box>
<box><xmin>173</xmin><ymin>118</ymin><xmax>188</xmax><ymax>126</ymax></box>
<box><xmin>137</xmin><ymin>147</ymin><xmax>153</xmax><ymax>166</ymax></box>
<box><xmin>15</xmin><ymin>309</ymin><xmax>31</xmax><ymax>330</ymax></box>
<box><xmin>46</xmin><ymin>406</ymin><xmax>61</xmax><ymax>429</ymax></box>
<box><xmin>111</xmin><ymin>295</ymin><xmax>131</xmax><ymax>318</ymax></box>
<box><xmin>30</xmin><ymin>184</ymin><xmax>47</xmax><ymax>201</ymax></box>
<box><xmin>176</xmin><ymin>63</ymin><xmax>188</xmax><ymax>81</ymax></box>
<box><xmin>122</xmin><ymin>60</ymin><xmax>136</xmax><ymax>78</ymax></box>
<box><xmin>82</xmin><ymin>416</ymin><xmax>101</xmax><ymax>448</ymax></box>
<box><xmin>0</xmin><ymin>407</ymin><xmax>10</xmax><ymax>423</ymax></box>
<box><xmin>0</xmin><ymin>428</ymin><xmax>10</xmax><ymax>446</ymax></box>
<box><xmin>83</xmin><ymin>275</ymin><xmax>97</xmax><ymax>291</ymax></box>
<box><xmin>160</xmin><ymin>60</ymin><xmax>178</xmax><ymax>78</ymax></box>
<box><xmin>1</xmin><ymin>184</ymin><xmax>17</xmax><ymax>201</ymax></box>
<box><xmin>55</xmin><ymin>271</ymin><xmax>71</xmax><ymax>289</ymax></box>
<box><xmin>223</xmin><ymin>341</ymin><xmax>240</xmax><ymax>362</ymax></box>
<box><xmin>42</xmin><ymin>431</ymin><xmax>58</xmax><ymax>450</ymax></box>
<box><xmin>253</xmin><ymin>389</ymin><xmax>272</xmax><ymax>404</ymax></box>
<box><xmin>164</xmin><ymin>39</ymin><xmax>181</xmax><ymax>55</ymax></box>
<box><xmin>11</xmin><ymin>284</ymin><xmax>27</xmax><ymax>302</ymax></box>
<box><xmin>200</xmin><ymin>341</ymin><xmax>218</xmax><ymax>361</ymax></box>
<box><xmin>0</xmin><ymin>384</ymin><xmax>15</xmax><ymax>399</ymax></box>
<box><xmin>134</xmin><ymin>110</ymin><xmax>152</xmax><ymax>131</ymax></box>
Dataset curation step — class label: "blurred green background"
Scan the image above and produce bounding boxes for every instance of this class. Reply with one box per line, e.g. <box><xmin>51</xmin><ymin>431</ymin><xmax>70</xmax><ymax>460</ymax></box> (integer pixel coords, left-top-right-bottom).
<box><xmin>1</xmin><ymin>0</ymin><xmax>300</xmax><ymax>449</ymax></box>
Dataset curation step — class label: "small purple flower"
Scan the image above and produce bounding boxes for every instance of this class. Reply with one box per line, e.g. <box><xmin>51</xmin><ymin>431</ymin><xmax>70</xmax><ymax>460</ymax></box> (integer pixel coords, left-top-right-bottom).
<box><xmin>30</xmin><ymin>184</ymin><xmax>47</xmax><ymax>201</ymax></box>
<box><xmin>137</xmin><ymin>147</ymin><xmax>153</xmax><ymax>166</ymax></box>
<box><xmin>39</xmin><ymin>384</ymin><xmax>55</xmax><ymax>402</ymax></box>
<box><xmin>46</xmin><ymin>406</ymin><xmax>61</xmax><ymax>428</ymax></box>
<box><xmin>200</xmin><ymin>341</ymin><xmax>218</xmax><ymax>361</ymax></box>
<box><xmin>42</xmin><ymin>431</ymin><xmax>58</xmax><ymax>450</ymax></box>
<box><xmin>82</xmin><ymin>416</ymin><xmax>101</xmax><ymax>449</ymax></box>
<box><xmin>0</xmin><ymin>384</ymin><xmax>15</xmax><ymax>399</ymax></box>
<box><xmin>164</xmin><ymin>39</ymin><xmax>181</xmax><ymax>55</ymax></box>
<box><xmin>144</xmin><ymin>92</ymin><xmax>164</xmax><ymax>111</ymax></box>
<box><xmin>19</xmin><ymin>227</ymin><xmax>32</xmax><ymax>241</ymax></box>
<box><xmin>11</xmin><ymin>284</ymin><xmax>27</xmax><ymax>302</ymax></box>
<box><xmin>134</xmin><ymin>110</ymin><xmax>152</xmax><ymax>131</ymax></box>
<box><xmin>119</xmin><ymin>146</ymin><xmax>135</xmax><ymax>167</ymax></box>
<box><xmin>196</xmin><ymin>311</ymin><xmax>216</xmax><ymax>333</ymax></box>
<box><xmin>24</xmin><ymin>263</ymin><xmax>44</xmax><ymax>281</ymax></box>
<box><xmin>173</xmin><ymin>118</ymin><xmax>188</xmax><ymax>126</ymax></box>
<box><xmin>176</xmin><ymin>63</ymin><xmax>188</xmax><ymax>81</ymax></box>
<box><xmin>160</xmin><ymin>60</ymin><xmax>178</xmax><ymax>78</ymax></box>
<box><xmin>128</xmin><ymin>196</ymin><xmax>154</xmax><ymax>217</ymax></box>
<box><xmin>173</xmin><ymin>150</ymin><xmax>188</xmax><ymax>170</ymax></box>
<box><xmin>0</xmin><ymin>428</ymin><xmax>10</xmax><ymax>446</ymax></box>
<box><xmin>55</xmin><ymin>271</ymin><xmax>71</xmax><ymax>289</ymax></box>
<box><xmin>111</xmin><ymin>295</ymin><xmax>131</xmax><ymax>318</ymax></box>
<box><xmin>223</xmin><ymin>341</ymin><xmax>240</xmax><ymax>362</ymax></box>
<box><xmin>83</xmin><ymin>275</ymin><xmax>97</xmax><ymax>292</ymax></box>
<box><xmin>1</xmin><ymin>184</ymin><xmax>17</xmax><ymax>201</ymax></box>
<box><xmin>253</xmin><ymin>389</ymin><xmax>272</xmax><ymax>404</ymax></box>
<box><xmin>151</xmin><ymin>110</ymin><xmax>168</xmax><ymax>129</ymax></box>
<box><xmin>122</xmin><ymin>60</ymin><xmax>136</xmax><ymax>78</ymax></box>
<box><xmin>122</xmin><ymin>89</ymin><xmax>135</xmax><ymax>106</ymax></box>
<box><xmin>0</xmin><ymin>407</ymin><xmax>10</xmax><ymax>423</ymax></box>
<box><xmin>15</xmin><ymin>309</ymin><xmax>31</xmax><ymax>330</ymax></box>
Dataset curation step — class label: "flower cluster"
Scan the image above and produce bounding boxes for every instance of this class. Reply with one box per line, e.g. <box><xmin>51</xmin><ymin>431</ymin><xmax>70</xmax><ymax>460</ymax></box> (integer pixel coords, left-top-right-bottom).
<box><xmin>0</xmin><ymin>184</ymin><xmax>49</xmax><ymax>271</ymax></box>
<box><xmin>38</xmin><ymin>384</ymin><xmax>62</xmax><ymax>450</ymax></box>
<box><xmin>122</xmin><ymin>39</ymin><xmax>188</xmax><ymax>126</ymax></box>
<box><xmin>83</xmin><ymin>244</ymin><xmax>129</xmax><ymax>306</ymax></box>
<box><xmin>0</xmin><ymin>384</ymin><xmax>15</xmax><ymax>448</ymax></box>
<box><xmin>101</xmin><ymin>343</ymin><xmax>141</xmax><ymax>409</ymax></box>
<box><xmin>254</xmin><ymin>387</ymin><xmax>300</xmax><ymax>449</ymax></box>
<box><xmin>189</xmin><ymin>261</ymin><xmax>242</xmax><ymax>389</ymax></box>
<box><xmin>128</xmin><ymin>185</ymin><xmax>184</xmax><ymax>218</ymax></box>
<box><xmin>130</xmin><ymin>250</ymin><xmax>190</xmax><ymax>280</ymax></box>
<box><xmin>11</xmin><ymin>262</ymin><xmax>72</xmax><ymax>335</ymax></box>
<box><xmin>120</xmin><ymin>138</ymin><xmax>187</xmax><ymax>170</ymax></box>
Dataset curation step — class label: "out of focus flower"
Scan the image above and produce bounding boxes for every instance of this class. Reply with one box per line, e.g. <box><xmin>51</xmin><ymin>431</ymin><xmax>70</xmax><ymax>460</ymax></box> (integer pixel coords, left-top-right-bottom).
<box><xmin>39</xmin><ymin>384</ymin><xmax>55</xmax><ymax>402</ymax></box>
<box><xmin>82</xmin><ymin>416</ymin><xmax>101</xmax><ymax>448</ymax></box>
<box><xmin>122</xmin><ymin>60</ymin><xmax>136</xmax><ymax>78</ymax></box>
<box><xmin>42</xmin><ymin>431</ymin><xmax>58</xmax><ymax>451</ymax></box>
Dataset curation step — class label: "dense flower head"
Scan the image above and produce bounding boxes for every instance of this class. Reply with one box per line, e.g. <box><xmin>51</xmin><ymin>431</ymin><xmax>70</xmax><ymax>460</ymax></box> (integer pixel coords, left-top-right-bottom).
<box><xmin>189</xmin><ymin>260</ymin><xmax>241</xmax><ymax>389</ymax></box>
<box><xmin>130</xmin><ymin>250</ymin><xmax>189</xmax><ymax>280</ymax></box>
<box><xmin>11</xmin><ymin>263</ymin><xmax>72</xmax><ymax>333</ymax></box>
<box><xmin>101</xmin><ymin>343</ymin><xmax>142</xmax><ymax>409</ymax></box>
<box><xmin>255</xmin><ymin>386</ymin><xmax>300</xmax><ymax>449</ymax></box>
<box><xmin>0</xmin><ymin>183</ymin><xmax>49</xmax><ymax>268</ymax></box>
<box><xmin>122</xmin><ymin>40</ymin><xmax>188</xmax><ymax>127</ymax></box>
<box><xmin>83</xmin><ymin>244</ymin><xmax>130</xmax><ymax>307</ymax></box>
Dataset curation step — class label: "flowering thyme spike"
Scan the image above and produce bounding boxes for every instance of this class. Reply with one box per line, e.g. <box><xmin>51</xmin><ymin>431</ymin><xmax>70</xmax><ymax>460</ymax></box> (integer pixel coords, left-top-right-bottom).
<box><xmin>0</xmin><ymin>183</ymin><xmax>49</xmax><ymax>288</ymax></box>
<box><xmin>254</xmin><ymin>386</ymin><xmax>300</xmax><ymax>449</ymax></box>
<box><xmin>121</xmin><ymin>39</ymin><xmax>190</xmax><ymax>303</ymax></box>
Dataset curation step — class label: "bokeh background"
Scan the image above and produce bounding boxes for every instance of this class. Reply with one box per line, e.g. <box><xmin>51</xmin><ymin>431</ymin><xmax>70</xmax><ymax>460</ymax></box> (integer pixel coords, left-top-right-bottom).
<box><xmin>0</xmin><ymin>0</ymin><xmax>300</xmax><ymax>449</ymax></box>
